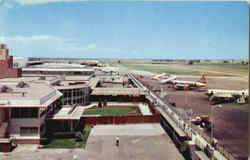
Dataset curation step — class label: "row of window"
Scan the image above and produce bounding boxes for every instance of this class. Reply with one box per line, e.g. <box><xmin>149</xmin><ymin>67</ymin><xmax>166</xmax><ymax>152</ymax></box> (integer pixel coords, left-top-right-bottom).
<box><xmin>61</xmin><ymin>89</ymin><xmax>88</xmax><ymax>98</ymax></box>
<box><xmin>60</xmin><ymin>88</ymin><xmax>89</xmax><ymax>105</ymax></box>
<box><xmin>23</xmin><ymin>71</ymin><xmax>92</xmax><ymax>75</ymax></box>
<box><xmin>61</xmin><ymin>97</ymin><xmax>85</xmax><ymax>105</ymax></box>
<box><xmin>11</xmin><ymin>108</ymin><xmax>38</xmax><ymax>118</ymax></box>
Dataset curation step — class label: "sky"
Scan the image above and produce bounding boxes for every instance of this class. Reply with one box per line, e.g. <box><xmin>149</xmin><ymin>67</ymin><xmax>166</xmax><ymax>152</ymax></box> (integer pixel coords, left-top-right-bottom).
<box><xmin>0</xmin><ymin>0</ymin><xmax>249</xmax><ymax>59</ymax></box>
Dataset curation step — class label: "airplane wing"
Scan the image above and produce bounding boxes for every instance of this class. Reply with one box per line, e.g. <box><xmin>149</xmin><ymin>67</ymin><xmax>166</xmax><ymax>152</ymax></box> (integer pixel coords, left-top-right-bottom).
<box><xmin>212</xmin><ymin>93</ymin><xmax>234</xmax><ymax>98</ymax></box>
<box><xmin>160</xmin><ymin>75</ymin><xmax>177</xmax><ymax>84</ymax></box>
<box><xmin>209</xmin><ymin>93</ymin><xmax>235</xmax><ymax>104</ymax></box>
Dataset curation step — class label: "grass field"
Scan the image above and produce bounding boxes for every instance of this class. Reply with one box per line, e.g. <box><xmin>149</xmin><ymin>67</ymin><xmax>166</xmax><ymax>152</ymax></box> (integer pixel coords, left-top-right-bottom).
<box><xmin>122</xmin><ymin>63</ymin><xmax>240</xmax><ymax>76</ymax></box>
<box><xmin>191</xmin><ymin>64</ymin><xmax>248</xmax><ymax>75</ymax></box>
<box><xmin>122</xmin><ymin>64</ymin><xmax>199</xmax><ymax>75</ymax></box>
<box><xmin>42</xmin><ymin>125</ymin><xmax>91</xmax><ymax>148</ymax></box>
<box><xmin>83</xmin><ymin>107</ymin><xmax>131</xmax><ymax>116</ymax></box>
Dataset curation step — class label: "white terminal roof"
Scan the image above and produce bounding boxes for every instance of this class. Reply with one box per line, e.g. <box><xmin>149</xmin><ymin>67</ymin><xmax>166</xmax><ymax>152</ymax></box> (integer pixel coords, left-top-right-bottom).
<box><xmin>101</xmin><ymin>67</ymin><xmax>120</xmax><ymax>72</ymax></box>
<box><xmin>0</xmin><ymin>81</ymin><xmax>62</xmax><ymax>107</ymax></box>
<box><xmin>64</xmin><ymin>75</ymin><xmax>92</xmax><ymax>81</ymax></box>
<box><xmin>29</xmin><ymin>63</ymin><xmax>87</xmax><ymax>68</ymax></box>
<box><xmin>23</xmin><ymin>68</ymin><xmax>94</xmax><ymax>72</ymax></box>
<box><xmin>0</xmin><ymin>76</ymin><xmax>62</xmax><ymax>87</ymax></box>
<box><xmin>0</xmin><ymin>76</ymin><xmax>57</xmax><ymax>82</ymax></box>
<box><xmin>50</xmin><ymin>105</ymin><xmax>85</xmax><ymax>120</ymax></box>
<box><xmin>91</xmin><ymin>88</ymin><xmax>146</xmax><ymax>96</ymax></box>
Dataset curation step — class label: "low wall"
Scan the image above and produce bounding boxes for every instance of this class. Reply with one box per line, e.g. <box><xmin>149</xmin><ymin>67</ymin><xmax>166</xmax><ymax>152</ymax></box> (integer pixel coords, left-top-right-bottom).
<box><xmin>84</xmin><ymin>115</ymin><xmax>160</xmax><ymax>125</ymax></box>
<box><xmin>13</xmin><ymin>138</ymin><xmax>40</xmax><ymax>144</ymax></box>
<box><xmin>0</xmin><ymin>143</ymin><xmax>11</xmax><ymax>152</ymax></box>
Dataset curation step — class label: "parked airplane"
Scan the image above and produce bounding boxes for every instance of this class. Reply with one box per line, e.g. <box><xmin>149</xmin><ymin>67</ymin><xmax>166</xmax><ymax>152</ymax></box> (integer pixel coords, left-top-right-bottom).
<box><xmin>167</xmin><ymin>75</ymin><xmax>207</xmax><ymax>90</ymax></box>
<box><xmin>206</xmin><ymin>89</ymin><xmax>249</xmax><ymax>104</ymax></box>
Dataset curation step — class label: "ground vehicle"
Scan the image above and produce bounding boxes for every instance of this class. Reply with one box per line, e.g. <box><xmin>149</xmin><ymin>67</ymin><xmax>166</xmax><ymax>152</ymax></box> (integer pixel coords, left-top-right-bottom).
<box><xmin>191</xmin><ymin>115</ymin><xmax>211</xmax><ymax>131</ymax></box>
<box><xmin>206</xmin><ymin>89</ymin><xmax>248</xmax><ymax>104</ymax></box>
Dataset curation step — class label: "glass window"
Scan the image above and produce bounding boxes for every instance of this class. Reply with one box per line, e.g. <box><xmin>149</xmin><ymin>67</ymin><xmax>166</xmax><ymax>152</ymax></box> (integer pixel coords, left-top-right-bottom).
<box><xmin>11</xmin><ymin>108</ymin><xmax>38</xmax><ymax>118</ymax></box>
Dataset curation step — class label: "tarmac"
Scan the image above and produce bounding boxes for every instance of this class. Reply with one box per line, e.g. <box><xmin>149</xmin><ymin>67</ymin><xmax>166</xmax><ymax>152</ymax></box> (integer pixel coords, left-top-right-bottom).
<box><xmin>86</xmin><ymin>124</ymin><xmax>185</xmax><ymax>160</ymax></box>
<box><xmin>90</xmin><ymin>124</ymin><xmax>164</xmax><ymax>136</ymax></box>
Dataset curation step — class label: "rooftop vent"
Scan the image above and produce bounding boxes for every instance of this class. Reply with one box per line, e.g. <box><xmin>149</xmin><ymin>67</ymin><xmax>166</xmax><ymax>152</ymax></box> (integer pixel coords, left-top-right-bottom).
<box><xmin>16</xmin><ymin>81</ymin><xmax>29</xmax><ymax>88</ymax></box>
<box><xmin>0</xmin><ymin>85</ymin><xmax>13</xmax><ymax>93</ymax></box>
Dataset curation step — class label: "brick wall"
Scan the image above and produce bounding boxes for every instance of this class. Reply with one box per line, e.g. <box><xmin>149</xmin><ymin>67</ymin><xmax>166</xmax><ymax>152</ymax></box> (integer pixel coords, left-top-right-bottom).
<box><xmin>0</xmin><ymin>57</ymin><xmax>22</xmax><ymax>79</ymax></box>
<box><xmin>84</xmin><ymin>115</ymin><xmax>160</xmax><ymax>125</ymax></box>
<box><xmin>13</xmin><ymin>138</ymin><xmax>40</xmax><ymax>144</ymax></box>
<box><xmin>0</xmin><ymin>44</ymin><xmax>22</xmax><ymax>79</ymax></box>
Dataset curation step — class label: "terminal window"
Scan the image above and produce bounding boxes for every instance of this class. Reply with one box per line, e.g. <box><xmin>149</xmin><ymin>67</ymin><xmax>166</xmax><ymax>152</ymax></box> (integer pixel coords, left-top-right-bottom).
<box><xmin>11</xmin><ymin>108</ymin><xmax>38</xmax><ymax>118</ymax></box>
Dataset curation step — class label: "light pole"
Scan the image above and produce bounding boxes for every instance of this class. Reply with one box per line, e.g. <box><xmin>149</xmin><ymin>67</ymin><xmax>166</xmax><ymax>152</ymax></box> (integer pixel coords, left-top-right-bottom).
<box><xmin>210</xmin><ymin>104</ymin><xmax>222</xmax><ymax>160</ymax></box>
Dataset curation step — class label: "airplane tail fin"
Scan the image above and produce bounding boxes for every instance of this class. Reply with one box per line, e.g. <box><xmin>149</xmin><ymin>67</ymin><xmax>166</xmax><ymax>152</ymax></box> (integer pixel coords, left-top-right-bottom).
<box><xmin>200</xmin><ymin>75</ymin><xmax>207</xmax><ymax>84</ymax></box>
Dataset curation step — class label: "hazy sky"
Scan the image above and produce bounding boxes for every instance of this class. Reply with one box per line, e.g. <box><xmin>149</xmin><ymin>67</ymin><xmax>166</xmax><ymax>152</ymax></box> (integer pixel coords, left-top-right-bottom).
<box><xmin>0</xmin><ymin>0</ymin><xmax>248</xmax><ymax>59</ymax></box>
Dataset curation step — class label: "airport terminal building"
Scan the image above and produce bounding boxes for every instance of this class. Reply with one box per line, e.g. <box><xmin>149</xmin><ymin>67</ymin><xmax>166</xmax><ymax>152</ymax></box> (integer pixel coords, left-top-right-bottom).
<box><xmin>0</xmin><ymin>44</ymin><xmax>144</xmax><ymax>149</ymax></box>
<box><xmin>0</xmin><ymin>44</ymin><xmax>93</xmax><ymax>150</ymax></box>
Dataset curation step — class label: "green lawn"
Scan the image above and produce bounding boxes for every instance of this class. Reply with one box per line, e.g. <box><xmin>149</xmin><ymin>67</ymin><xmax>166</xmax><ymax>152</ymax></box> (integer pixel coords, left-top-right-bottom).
<box><xmin>41</xmin><ymin>125</ymin><xmax>91</xmax><ymax>148</ymax></box>
<box><xmin>83</xmin><ymin>107</ymin><xmax>131</xmax><ymax>116</ymax></box>
<box><xmin>122</xmin><ymin>64</ymin><xmax>233</xmax><ymax>76</ymax></box>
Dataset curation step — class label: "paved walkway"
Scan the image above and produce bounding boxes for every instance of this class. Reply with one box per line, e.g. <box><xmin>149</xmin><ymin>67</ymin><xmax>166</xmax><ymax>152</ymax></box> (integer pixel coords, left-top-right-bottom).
<box><xmin>90</xmin><ymin>124</ymin><xmax>164</xmax><ymax>136</ymax></box>
<box><xmin>86</xmin><ymin>124</ymin><xmax>185</xmax><ymax>160</ymax></box>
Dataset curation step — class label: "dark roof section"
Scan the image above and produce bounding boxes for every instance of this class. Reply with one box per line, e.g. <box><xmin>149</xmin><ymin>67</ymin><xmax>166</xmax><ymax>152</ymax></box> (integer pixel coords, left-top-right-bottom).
<box><xmin>0</xmin><ymin>85</ymin><xmax>13</xmax><ymax>93</ymax></box>
<box><xmin>16</xmin><ymin>81</ymin><xmax>30</xmax><ymax>88</ymax></box>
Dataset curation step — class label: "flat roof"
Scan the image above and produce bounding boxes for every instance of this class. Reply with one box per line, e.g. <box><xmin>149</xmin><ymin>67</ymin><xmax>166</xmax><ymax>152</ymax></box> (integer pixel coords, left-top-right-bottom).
<box><xmin>23</xmin><ymin>68</ymin><xmax>94</xmax><ymax>72</ymax></box>
<box><xmin>0</xmin><ymin>76</ymin><xmax>57</xmax><ymax>82</ymax></box>
<box><xmin>65</xmin><ymin>75</ymin><xmax>91</xmax><ymax>81</ymax></box>
<box><xmin>50</xmin><ymin>105</ymin><xmax>85</xmax><ymax>120</ymax></box>
<box><xmin>0</xmin><ymin>81</ymin><xmax>62</xmax><ymax>107</ymax></box>
<box><xmin>54</xmin><ymin>84</ymin><xmax>89</xmax><ymax>90</ymax></box>
<box><xmin>91</xmin><ymin>88</ymin><xmax>145</xmax><ymax>96</ymax></box>
<box><xmin>28</xmin><ymin>63</ymin><xmax>87</xmax><ymax>68</ymax></box>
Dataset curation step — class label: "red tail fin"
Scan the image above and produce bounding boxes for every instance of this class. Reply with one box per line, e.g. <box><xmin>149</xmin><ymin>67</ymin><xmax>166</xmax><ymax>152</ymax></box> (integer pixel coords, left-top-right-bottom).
<box><xmin>200</xmin><ymin>75</ymin><xmax>206</xmax><ymax>84</ymax></box>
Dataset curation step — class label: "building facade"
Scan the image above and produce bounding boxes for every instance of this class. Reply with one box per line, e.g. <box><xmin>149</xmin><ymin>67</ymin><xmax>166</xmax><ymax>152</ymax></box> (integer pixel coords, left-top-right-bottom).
<box><xmin>0</xmin><ymin>44</ymin><xmax>22</xmax><ymax>79</ymax></box>
<box><xmin>0</xmin><ymin>81</ymin><xmax>62</xmax><ymax>144</ymax></box>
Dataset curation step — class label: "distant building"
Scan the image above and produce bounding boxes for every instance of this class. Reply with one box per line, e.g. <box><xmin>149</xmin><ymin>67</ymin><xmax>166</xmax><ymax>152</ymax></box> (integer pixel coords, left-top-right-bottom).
<box><xmin>22</xmin><ymin>68</ymin><xmax>94</xmax><ymax>76</ymax></box>
<box><xmin>13</xmin><ymin>57</ymin><xmax>44</xmax><ymax>68</ymax></box>
<box><xmin>13</xmin><ymin>57</ymin><xmax>29</xmax><ymax>68</ymax></box>
<box><xmin>80</xmin><ymin>60</ymin><xmax>99</xmax><ymax>66</ymax></box>
<box><xmin>0</xmin><ymin>44</ymin><xmax>22</xmax><ymax>78</ymax></box>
